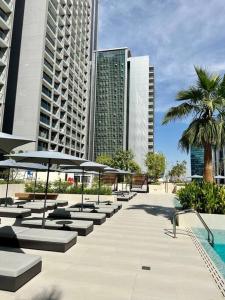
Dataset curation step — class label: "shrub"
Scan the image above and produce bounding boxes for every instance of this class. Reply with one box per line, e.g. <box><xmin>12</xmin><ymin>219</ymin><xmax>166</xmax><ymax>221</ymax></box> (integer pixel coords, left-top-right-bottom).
<box><xmin>25</xmin><ymin>180</ymin><xmax>112</xmax><ymax>195</ymax></box>
<box><xmin>177</xmin><ymin>181</ymin><xmax>225</xmax><ymax>214</ymax></box>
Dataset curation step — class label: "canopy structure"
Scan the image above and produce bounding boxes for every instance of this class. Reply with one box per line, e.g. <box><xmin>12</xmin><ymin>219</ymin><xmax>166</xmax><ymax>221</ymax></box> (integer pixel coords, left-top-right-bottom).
<box><xmin>0</xmin><ymin>132</ymin><xmax>34</xmax><ymax>154</ymax></box>
<box><xmin>61</xmin><ymin>162</ymin><xmax>106</xmax><ymax>208</ymax></box>
<box><xmin>8</xmin><ymin>151</ymin><xmax>87</xmax><ymax>227</ymax></box>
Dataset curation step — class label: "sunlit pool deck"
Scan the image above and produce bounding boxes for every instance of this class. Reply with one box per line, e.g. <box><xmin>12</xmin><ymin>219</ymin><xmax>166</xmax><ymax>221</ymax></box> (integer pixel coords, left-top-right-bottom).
<box><xmin>0</xmin><ymin>193</ymin><xmax>223</xmax><ymax>300</ymax></box>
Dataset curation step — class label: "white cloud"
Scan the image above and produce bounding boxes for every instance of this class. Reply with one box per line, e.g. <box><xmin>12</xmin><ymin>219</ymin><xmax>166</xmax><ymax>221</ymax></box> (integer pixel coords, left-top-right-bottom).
<box><xmin>98</xmin><ymin>0</ymin><xmax>225</xmax><ymax>112</ymax></box>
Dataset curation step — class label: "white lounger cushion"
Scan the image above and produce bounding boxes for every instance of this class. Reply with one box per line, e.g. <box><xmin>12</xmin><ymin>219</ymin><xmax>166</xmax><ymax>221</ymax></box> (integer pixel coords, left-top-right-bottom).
<box><xmin>0</xmin><ymin>251</ymin><xmax>41</xmax><ymax>277</ymax></box>
<box><xmin>17</xmin><ymin>228</ymin><xmax>77</xmax><ymax>243</ymax></box>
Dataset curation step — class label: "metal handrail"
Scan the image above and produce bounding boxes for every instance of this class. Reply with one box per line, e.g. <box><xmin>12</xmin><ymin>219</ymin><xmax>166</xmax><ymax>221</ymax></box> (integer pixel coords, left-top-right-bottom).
<box><xmin>173</xmin><ymin>209</ymin><xmax>214</xmax><ymax>246</ymax></box>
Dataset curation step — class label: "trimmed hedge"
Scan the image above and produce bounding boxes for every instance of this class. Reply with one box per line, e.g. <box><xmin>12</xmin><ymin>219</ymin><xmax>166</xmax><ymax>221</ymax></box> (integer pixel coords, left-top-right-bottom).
<box><xmin>25</xmin><ymin>180</ymin><xmax>112</xmax><ymax>195</ymax></box>
<box><xmin>177</xmin><ymin>181</ymin><xmax>225</xmax><ymax>214</ymax></box>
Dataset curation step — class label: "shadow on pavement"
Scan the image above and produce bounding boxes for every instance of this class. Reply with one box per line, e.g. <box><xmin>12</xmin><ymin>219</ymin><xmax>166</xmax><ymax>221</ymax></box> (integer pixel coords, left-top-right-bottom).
<box><xmin>126</xmin><ymin>204</ymin><xmax>176</xmax><ymax>220</ymax></box>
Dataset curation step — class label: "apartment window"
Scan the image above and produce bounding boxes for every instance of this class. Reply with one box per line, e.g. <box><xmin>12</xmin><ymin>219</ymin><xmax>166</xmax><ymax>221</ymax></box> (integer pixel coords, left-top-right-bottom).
<box><xmin>41</xmin><ymin>98</ymin><xmax>51</xmax><ymax>112</ymax></box>
<box><xmin>42</xmin><ymin>85</ymin><xmax>52</xmax><ymax>98</ymax></box>
<box><xmin>40</xmin><ymin>113</ymin><xmax>50</xmax><ymax>125</ymax></box>
<box><xmin>44</xmin><ymin>58</ymin><xmax>53</xmax><ymax>72</ymax></box>
<box><xmin>45</xmin><ymin>46</ymin><xmax>54</xmax><ymax>59</ymax></box>
<box><xmin>38</xmin><ymin>141</ymin><xmax>48</xmax><ymax>151</ymax></box>
<box><xmin>43</xmin><ymin>72</ymin><xmax>52</xmax><ymax>85</ymax></box>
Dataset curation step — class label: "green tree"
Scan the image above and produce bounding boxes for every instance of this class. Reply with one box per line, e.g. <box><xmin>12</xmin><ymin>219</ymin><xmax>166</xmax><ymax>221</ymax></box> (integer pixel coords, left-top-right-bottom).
<box><xmin>168</xmin><ymin>160</ymin><xmax>187</xmax><ymax>182</ymax></box>
<box><xmin>145</xmin><ymin>152</ymin><xmax>166</xmax><ymax>181</ymax></box>
<box><xmin>129</xmin><ymin>160</ymin><xmax>141</xmax><ymax>174</ymax></box>
<box><xmin>162</xmin><ymin>66</ymin><xmax>225</xmax><ymax>183</ymax></box>
<box><xmin>96</xmin><ymin>154</ymin><xmax>113</xmax><ymax>166</ymax></box>
<box><xmin>112</xmin><ymin>149</ymin><xmax>134</xmax><ymax>171</ymax></box>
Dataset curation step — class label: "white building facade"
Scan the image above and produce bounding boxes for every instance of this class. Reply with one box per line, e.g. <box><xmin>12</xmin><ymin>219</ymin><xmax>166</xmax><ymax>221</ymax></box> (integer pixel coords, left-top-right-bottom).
<box><xmin>0</xmin><ymin>0</ymin><xmax>14</xmax><ymax>130</ymax></box>
<box><xmin>3</xmin><ymin>0</ymin><xmax>98</xmax><ymax>158</ymax></box>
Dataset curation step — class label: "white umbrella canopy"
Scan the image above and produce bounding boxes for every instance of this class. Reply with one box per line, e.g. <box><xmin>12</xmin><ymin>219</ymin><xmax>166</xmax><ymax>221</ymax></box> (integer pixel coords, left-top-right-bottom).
<box><xmin>103</xmin><ymin>166</ymin><xmax>118</xmax><ymax>173</ymax></box>
<box><xmin>116</xmin><ymin>169</ymin><xmax>131</xmax><ymax>175</ymax></box>
<box><xmin>8</xmin><ymin>151</ymin><xmax>87</xmax><ymax>165</ymax></box>
<box><xmin>0</xmin><ymin>132</ymin><xmax>34</xmax><ymax>154</ymax></box>
<box><xmin>61</xmin><ymin>161</ymin><xmax>107</xmax><ymax>171</ymax></box>
<box><xmin>7</xmin><ymin>151</ymin><xmax>87</xmax><ymax>227</ymax></box>
<box><xmin>0</xmin><ymin>159</ymin><xmax>48</xmax><ymax>171</ymax></box>
<box><xmin>189</xmin><ymin>174</ymin><xmax>203</xmax><ymax>178</ymax></box>
<box><xmin>214</xmin><ymin>175</ymin><xmax>225</xmax><ymax>179</ymax></box>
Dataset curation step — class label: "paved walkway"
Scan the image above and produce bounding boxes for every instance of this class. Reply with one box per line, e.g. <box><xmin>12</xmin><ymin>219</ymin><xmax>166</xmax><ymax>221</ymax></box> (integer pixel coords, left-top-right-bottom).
<box><xmin>0</xmin><ymin>193</ymin><xmax>223</xmax><ymax>300</ymax></box>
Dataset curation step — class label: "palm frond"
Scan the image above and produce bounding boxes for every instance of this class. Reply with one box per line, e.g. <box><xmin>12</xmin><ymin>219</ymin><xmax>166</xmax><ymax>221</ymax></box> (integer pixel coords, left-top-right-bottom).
<box><xmin>179</xmin><ymin>118</ymin><xmax>223</xmax><ymax>152</ymax></box>
<box><xmin>176</xmin><ymin>87</ymin><xmax>203</xmax><ymax>102</ymax></box>
<box><xmin>194</xmin><ymin>66</ymin><xmax>221</xmax><ymax>92</ymax></box>
<box><xmin>162</xmin><ymin>103</ymin><xmax>196</xmax><ymax>124</ymax></box>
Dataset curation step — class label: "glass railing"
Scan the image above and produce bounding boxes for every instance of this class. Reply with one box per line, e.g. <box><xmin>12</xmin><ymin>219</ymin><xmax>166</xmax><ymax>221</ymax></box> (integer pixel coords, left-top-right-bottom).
<box><xmin>47</xmin><ymin>20</ymin><xmax>56</xmax><ymax>35</ymax></box>
<box><xmin>48</xmin><ymin>8</ymin><xmax>57</xmax><ymax>23</ymax></box>
<box><xmin>45</xmin><ymin>46</ymin><xmax>54</xmax><ymax>59</ymax></box>
<box><xmin>0</xmin><ymin>29</ymin><xmax>7</xmax><ymax>40</ymax></box>
<box><xmin>44</xmin><ymin>58</ymin><xmax>53</xmax><ymax>72</ymax></box>
<box><xmin>0</xmin><ymin>8</ymin><xmax>9</xmax><ymax>22</ymax></box>
<box><xmin>46</xmin><ymin>33</ymin><xmax>55</xmax><ymax>47</ymax></box>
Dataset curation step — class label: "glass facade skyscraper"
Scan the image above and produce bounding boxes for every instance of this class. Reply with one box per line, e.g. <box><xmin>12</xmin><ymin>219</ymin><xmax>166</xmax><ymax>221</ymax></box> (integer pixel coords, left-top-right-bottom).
<box><xmin>92</xmin><ymin>48</ymin><xmax>155</xmax><ymax>170</ymax></box>
<box><xmin>94</xmin><ymin>48</ymin><xmax>130</xmax><ymax>158</ymax></box>
<box><xmin>190</xmin><ymin>147</ymin><xmax>204</xmax><ymax>175</ymax></box>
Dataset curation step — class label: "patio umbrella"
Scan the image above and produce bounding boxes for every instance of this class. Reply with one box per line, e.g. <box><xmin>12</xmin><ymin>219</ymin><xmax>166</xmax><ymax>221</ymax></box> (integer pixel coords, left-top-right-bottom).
<box><xmin>8</xmin><ymin>151</ymin><xmax>87</xmax><ymax>227</ymax></box>
<box><xmin>61</xmin><ymin>162</ymin><xmax>107</xmax><ymax>208</ymax></box>
<box><xmin>0</xmin><ymin>160</ymin><xmax>47</xmax><ymax>206</ymax></box>
<box><xmin>189</xmin><ymin>175</ymin><xmax>203</xmax><ymax>179</ymax></box>
<box><xmin>0</xmin><ymin>132</ymin><xmax>34</xmax><ymax>154</ymax></box>
<box><xmin>214</xmin><ymin>175</ymin><xmax>225</xmax><ymax>179</ymax></box>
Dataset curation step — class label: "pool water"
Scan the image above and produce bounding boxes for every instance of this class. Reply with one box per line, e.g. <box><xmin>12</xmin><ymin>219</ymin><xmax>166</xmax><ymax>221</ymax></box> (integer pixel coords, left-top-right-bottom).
<box><xmin>214</xmin><ymin>243</ymin><xmax>225</xmax><ymax>262</ymax></box>
<box><xmin>193</xmin><ymin>228</ymin><xmax>225</xmax><ymax>278</ymax></box>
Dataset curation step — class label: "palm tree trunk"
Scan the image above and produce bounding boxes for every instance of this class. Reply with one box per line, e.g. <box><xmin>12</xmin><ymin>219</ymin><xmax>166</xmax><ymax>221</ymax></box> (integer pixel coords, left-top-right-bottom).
<box><xmin>203</xmin><ymin>143</ymin><xmax>213</xmax><ymax>182</ymax></box>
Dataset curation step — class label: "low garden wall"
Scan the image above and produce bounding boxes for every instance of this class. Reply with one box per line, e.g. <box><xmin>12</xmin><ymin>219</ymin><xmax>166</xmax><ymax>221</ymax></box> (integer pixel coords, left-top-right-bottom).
<box><xmin>0</xmin><ymin>184</ymin><xmax>25</xmax><ymax>198</ymax></box>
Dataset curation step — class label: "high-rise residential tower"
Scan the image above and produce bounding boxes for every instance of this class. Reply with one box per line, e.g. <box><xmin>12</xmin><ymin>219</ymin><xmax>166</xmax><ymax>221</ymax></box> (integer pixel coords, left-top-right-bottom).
<box><xmin>0</xmin><ymin>0</ymin><xmax>14</xmax><ymax>130</ymax></box>
<box><xmin>93</xmin><ymin>48</ymin><xmax>131</xmax><ymax>158</ymax></box>
<box><xmin>148</xmin><ymin>65</ymin><xmax>154</xmax><ymax>152</ymax></box>
<box><xmin>3</xmin><ymin>0</ymin><xmax>98</xmax><ymax>158</ymax></box>
<box><xmin>92</xmin><ymin>48</ymin><xmax>155</xmax><ymax>170</ymax></box>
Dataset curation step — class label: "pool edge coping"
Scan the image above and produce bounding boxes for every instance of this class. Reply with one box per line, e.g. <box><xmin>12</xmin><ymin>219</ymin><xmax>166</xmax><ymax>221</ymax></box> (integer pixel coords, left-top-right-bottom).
<box><xmin>186</xmin><ymin>227</ymin><xmax>225</xmax><ymax>297</ymax></box>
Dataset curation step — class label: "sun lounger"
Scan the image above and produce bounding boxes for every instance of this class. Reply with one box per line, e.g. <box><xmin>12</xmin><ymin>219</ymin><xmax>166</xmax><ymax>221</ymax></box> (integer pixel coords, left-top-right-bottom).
<box><xmin>65</xmin><ymin>207</ymin><xmax>114</xmax><ymax>218</ymax></box>
<box><xmin>0</xmin><ymin>250</ymin><xmax>41</xmax><ymax>292</ymax></box>
<box><xmin>72</xmin><ymin>202</ymin><xmax>122</xmax><ymax>212</ymax></box>
<box><xmin>0</xmin><ymin>207</ymin><xmax>31</xmax><ymax>218</ymax></box>
<box><xmin>17</xmin><ymin>218</ymin><xmax>93</xmax><ymax>236</ymax></box>
<box><xmin>117</xmin><ymin>194</ymin><xmax>132</xmax><ymax>201</ymax></box>
<box><xmin>33</xmin><ymin>199</ymin><xmax>68</xmax><ymax>207</ymax></box>
<box><xmin>0</xmin><ymin>226</ymin><xmax>77</xmax><ymax>252</ymax></box>
<box><xmin>0</xmin><ymin>197</ymin><xmax>14</xmax><ymax>206</ymax></box>
<box><xmin>18</xmin><ymin>202</ymin><xmax>55</xmax><ymax>213</ymax></box>
<box><xmin>48</xmin><ymin>209</ymin><xmax>106</xmax><ymax>225</ymax></box>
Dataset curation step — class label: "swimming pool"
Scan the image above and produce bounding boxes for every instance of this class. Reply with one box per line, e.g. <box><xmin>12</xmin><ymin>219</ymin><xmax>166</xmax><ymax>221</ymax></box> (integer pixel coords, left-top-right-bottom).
<box><xmin>193</xmin><ymin>228</ymin><xmax>225</xmax><ymax>278</ymax></box>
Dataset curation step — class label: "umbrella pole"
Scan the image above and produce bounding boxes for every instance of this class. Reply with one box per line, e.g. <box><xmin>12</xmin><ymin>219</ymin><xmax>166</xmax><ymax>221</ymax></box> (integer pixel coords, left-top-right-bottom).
<box><xmin>97</xmin><ymin>171</ymin><xmax>101</xmax><ymax>204</ymax></box>
<box><xmin>81</xmin><ymin>168</ymin><xmax>84</xmax><ymax>212</ymax></box>
<box><xmin>33</xmin><ymin>171</ymin><xmax>37</xmax><ymax>202</ymax></box>
<box><xmin>42</xmin><ymin>159</ymin><xmax>50</xmax><ymax>228</ymax></box>
<box><xmin>5</xmin><ymin>168</ymin><xmax>10</xmax><ymax>207</ymax></box>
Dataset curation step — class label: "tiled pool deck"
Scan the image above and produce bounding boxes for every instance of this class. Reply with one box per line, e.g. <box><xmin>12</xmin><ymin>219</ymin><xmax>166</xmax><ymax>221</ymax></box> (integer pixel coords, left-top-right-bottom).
<box><xmin>0</xmin><ymin>193</ymin><xmax>223</xmax><ymax>300</ymax></box>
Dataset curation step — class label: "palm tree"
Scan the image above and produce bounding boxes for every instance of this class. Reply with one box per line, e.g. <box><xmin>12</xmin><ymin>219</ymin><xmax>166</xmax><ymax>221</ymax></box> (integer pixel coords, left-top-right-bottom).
<box><xmin>162</xmin><ymin>66</ymin><xmax>225</xmax><ymax>182</ymax></box>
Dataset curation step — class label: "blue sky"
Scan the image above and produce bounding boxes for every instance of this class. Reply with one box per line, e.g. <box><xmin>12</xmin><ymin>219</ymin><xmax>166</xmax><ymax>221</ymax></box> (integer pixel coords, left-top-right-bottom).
<box><xmin>98</xmin><ymin>0</ymin><xmax>225</xmax><ymax>172</ymax></box>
